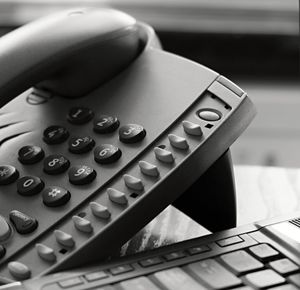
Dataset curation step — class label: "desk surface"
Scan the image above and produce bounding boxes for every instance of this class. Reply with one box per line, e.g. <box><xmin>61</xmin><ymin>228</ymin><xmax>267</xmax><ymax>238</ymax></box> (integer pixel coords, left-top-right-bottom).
<box><xmin>120</xmin><ymin>165</ymin><xmax>300</xmax><ymax>256</ymax></box>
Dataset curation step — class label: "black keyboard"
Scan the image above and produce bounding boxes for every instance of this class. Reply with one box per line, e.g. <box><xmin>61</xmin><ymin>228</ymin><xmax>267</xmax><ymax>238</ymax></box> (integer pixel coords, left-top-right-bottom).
<box><xmin>6</xmin><ymin>213</ymin><xmax>300</xmax><ymax>290</ymax></box>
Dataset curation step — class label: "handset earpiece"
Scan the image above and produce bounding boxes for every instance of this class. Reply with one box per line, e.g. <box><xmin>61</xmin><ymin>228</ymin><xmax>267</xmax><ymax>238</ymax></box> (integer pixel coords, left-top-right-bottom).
<box><xmin>0</xmin><ymin>8</ymin><xmax>142</xmax><ymax>106</ymax></box>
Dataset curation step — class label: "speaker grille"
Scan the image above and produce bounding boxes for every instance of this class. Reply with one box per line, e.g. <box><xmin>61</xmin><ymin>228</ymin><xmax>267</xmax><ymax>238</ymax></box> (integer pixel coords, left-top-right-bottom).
<box><xmin>289</xmin><ymin>218</ymin><xmax>300</xmax><ymax>228</ymax></box>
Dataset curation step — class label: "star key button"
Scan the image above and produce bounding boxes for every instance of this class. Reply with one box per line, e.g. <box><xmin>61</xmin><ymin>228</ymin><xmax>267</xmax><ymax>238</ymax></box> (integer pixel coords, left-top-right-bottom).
<box><xmin>0</xmin><ymin>165</ymin><xmax>19</xmax><ymax>185</ymax></box>
<box><xmin>119</xmin><ymin>124</ymin><xmax>146</xmax><ymax>143</ymax></box>
<box><xmin>42</xmin><ymin>186</ymin><xmax>71</xmax><ymax>207</ymax></box>
<box><xmin>68</xmin><ymin>165</ymin><xmax>97</xmax><ymax>185</ymax></box>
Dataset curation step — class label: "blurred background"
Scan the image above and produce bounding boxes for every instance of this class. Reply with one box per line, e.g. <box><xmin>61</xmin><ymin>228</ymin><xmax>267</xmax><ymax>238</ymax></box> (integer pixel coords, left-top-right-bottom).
<box><xmin>0</xmin><ymin>0</ymin><xmax>299</xmax><ymax>167</ymax></box>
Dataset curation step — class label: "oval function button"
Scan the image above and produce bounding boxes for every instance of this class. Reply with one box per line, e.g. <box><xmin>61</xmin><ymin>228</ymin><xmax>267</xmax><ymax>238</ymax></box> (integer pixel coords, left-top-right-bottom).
<box><xmin>107</xmin><ymin>188</ymin><xmax>128</xmax><ymax>205</ymax></box>
<box><xmin>17</xmin><ymin>176</ymin><xmax>44</xmax><ymax>196</ymax></box>
<box><xmin>18</xmin><ymin>145</ymin><xmax>45</xmax><ymax>164</ymax></box>
<box><xmin>197</xmin><ymin>109</ymin><xmax>221</xmax><ymax>121</ymax></box>
<box><xmin>94</xmin><ymin>144</ymin><xmax>122</xmax><ymax>164</ymax></box>
<box><xmin>138</xmin><ymin>161</ymin><xmax>159</xmax><ymax>177</ymax></box>
<box><xmin>43</xmin><ymin>155</ymin><xmax>70</xmax><ymax>175</ymax></box>
<box><xmin>8</xmin><ymin>261</ymin><xmax>31</xmax><ymax>280</ymax></box>
<box><xmin>154</xmin><ymin>147</ymin><xmax>174</xmax><ymax>163</ymax></box>
<box><xmin>119</xmin><ymin>124</ymin><xmax>146</xmax><ymax>143</ymax></box>
<box><xmin>168</xmin><ymin>134</ymin><xmax>189</xmax><ymax>150</ymax></box>
<box><xmin>54</xmin><ymin>230</ymin><xmax>75</xmax><ymax>248</ymax></box>
<box><xmin>68</xmin><ymin>165</ymin><xmax>96</xmax><ymax>185</ymax></box>
<box><xmin>43</xmin><ymin>125</ymin><xmax>69</xmax><ymax>144</ymax></box>
<box><xmin>123</xmin><ymin>174</ymin><xmax>144</xmax><ymax>191</ymax></box>
<box><xmin>90</xmin><ymin>202</ymin><xmax>111</xmax><ymax>219</ymax></box>
<box><xmin>93</xmin><ymin>115</ymin><xmax>119</xmax><ymax>133</ymax></box>
<box><xmin>0</xmin><ymin>215</ymin><xmax>11</xmax><ymax>241</ymax></box>
<box><xmin>68</xmin><ymin>136</ymin><xmax>95</xmax><ymax>154</ymax></box>
<box><xmin>182</xmin><ymin>121</ymin><xmax>203</xmax><ymax>136</ymax></box>
<box><xmin>72</xmin><ymin>216</ymin><xmax>93</xmax><ymax>233</ymax></box>
<box><xmin>36</xmin><ymin>243</ymin><xmax>56</xmax><ymax>262</ymax></box>
<box><xmin>9</xmin><ymin>210</ymin><xmax>38</xmax><ymax>234</ymax></box>
<box><xmin>42</xmin><ymin>186</ymin><xmax>71</xmax><ymax>207</ymax></box>
<box><xmin>67</xmin><ymin>107</ymin><xmax>94</xmax><ymax>124</ymax></box>
<box><xmin>0</xmin><ymin>165</ymin><xmax>19</xmax><ymax>185</ymax></box>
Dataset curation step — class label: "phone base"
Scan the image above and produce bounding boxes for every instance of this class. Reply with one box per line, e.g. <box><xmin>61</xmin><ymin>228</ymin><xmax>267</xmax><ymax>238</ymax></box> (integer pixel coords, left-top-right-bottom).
<box><xmin>172</xmin><ymin>149</ymin><xmax>236</xmax><ymax>232</ymax></box>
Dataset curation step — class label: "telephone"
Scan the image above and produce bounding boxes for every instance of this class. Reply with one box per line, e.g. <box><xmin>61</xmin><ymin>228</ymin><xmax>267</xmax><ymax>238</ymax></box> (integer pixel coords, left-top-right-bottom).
<box><xmin>0</xmin><ymin>8</ymin><xmax>255</xmax><ymax>283</ymax></box>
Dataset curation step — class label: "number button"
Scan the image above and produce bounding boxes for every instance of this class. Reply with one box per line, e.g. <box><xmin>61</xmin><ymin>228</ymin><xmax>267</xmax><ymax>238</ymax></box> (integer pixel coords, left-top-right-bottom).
<box><xmin>93</xmin><ymin>115</ymin><xmax>119</xmax><ymax>133</ymax></box>
<box><xmin>94</xmin><ymin>144</ymin><xmax>122</xmax><ymax>164</ymax></box>
<box><xmin>68</xmin><ymin>165</ymin><xmax>97</xmax><ymax>185</ymax></box>
<box><xmin>18</xmin><ymin>145</ymin><xmax>44</xmax><ymax>164</ymax></box>
<box><xmin>43</xmin><ymin>155</ymin><xmax>70</xmax><ymax>175</ymax></box>
<box><xmin>42</xmin><ymin>186</ymin><xmax>71</xmax><ymax>207</ymax></box>
<box><xmin>67</xmin><ymin>107</ymin><xmax>94</xmax><ymax>124</ymax></box>
<box><xmin>0</xmin><ymin>165</ymin><xmax>19</xmax><ymax>185</ymax></box>
<box><xmin>68</xmin><ymin>136</ymin><xmax>95</xmax><ymax>154</ymax></box>
<box><xmin>43</xmin><ymin>125</ymin><xmax>69</xmax><ymax>144</ymax></box>
<box><xmin>17</xmin><ymin>176</ymin><xmax>44</xmax><ymax>196</ymax></box>
<box><xmin>119</xmin><ymin>124</ymin><xmax>146</xmax><ymax>143</ymax></box>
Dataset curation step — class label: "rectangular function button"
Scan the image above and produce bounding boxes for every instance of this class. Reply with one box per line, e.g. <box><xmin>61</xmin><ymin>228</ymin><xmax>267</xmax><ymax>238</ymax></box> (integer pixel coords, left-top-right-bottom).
<box><xmin>84</xmin><ymin>270</ymin><xmax>108</xmax><ymax>282</ymax></box>
<box><xmin>139</xmin><ymin>256</ymin><xmax>164</xmax><ymax>267</ymax></box>
<box><xmin>217</xmin><ymin>235</ymin><xmax>243</xmax><ymax>247</ymax></box>
<box><xmin>164</xmin><ymin>251</ymin><xmax>186</xmax><ymax>261</ymax></box>
<box><xmin>187</xmin><ymin>245</ymin><xmax>210</xmax><ymax>255</ymax></box>
<box><xmin>109</xmin><ymin>264</ymin><xmax>133</xmax><ymax>275</ymax></box>
<box><xmin>58</xmin><ymin>277</ymin><xmax>83</xmax><ymax>288</ymax></box>
<box><xmin>249</xmin><ymin>244</ymin><xmax>280</xmax><ymax>261</ymax></box>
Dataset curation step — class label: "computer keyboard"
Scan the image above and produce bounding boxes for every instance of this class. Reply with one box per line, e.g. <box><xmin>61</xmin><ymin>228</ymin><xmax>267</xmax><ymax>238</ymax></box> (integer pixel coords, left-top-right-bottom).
<box><xmin>7</xmin><ymin>214</ymin><xmax>300</xmax><ymax>290</ymax></box>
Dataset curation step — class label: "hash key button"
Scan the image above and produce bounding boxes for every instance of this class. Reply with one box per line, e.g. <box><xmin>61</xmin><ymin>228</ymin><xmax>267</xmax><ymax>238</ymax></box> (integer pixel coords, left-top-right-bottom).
<box><xmin>9</xmin><ymin>210</ymin><xmax>38</xmax><ymax>234</ymax></box>
<box><xmin>42</xmin><ymin>186</ymin><xmax>71</xmax><ymax>207</ymax></box>
<box><xmin>0</xmin><ymin>165</ymin><xmax>19</xmax><ymax>185</ymax></box>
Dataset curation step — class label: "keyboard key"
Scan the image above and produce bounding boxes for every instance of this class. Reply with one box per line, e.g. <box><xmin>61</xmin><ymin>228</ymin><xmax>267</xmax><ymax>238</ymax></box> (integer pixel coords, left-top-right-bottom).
<box><xmin>152</xmin><ymin>267</ymin><xmax>206</xmax><ymax>290</ymax></box>
<box><xmin>139</xmin><ymin>257</ymin><xmax>164</xmax><ymax>267</ymax></box>
<box><xmin>8</xmin><ymin>261</ymin><xmax>31</xmax><ymax>280</ymax></box>
<box><xmin>94</xmin><ymin>115</ymin><xmax>119</xmax><ymax>133</ymax></box>
<box><xmin>18</xmin><ymin>145</ymin><xmax>44</xmax><ymax>164</ymax></box>
<box><xmin>43</xmin><ymin>155</ymin><xmax>70</xmax><ymax>175</ymax></box>
<box><xmin>249</xmin><ymin>244</ymin><xmax>280</xmax><ymax>261</ymax></box>
<box><xmin>164</xmin><ymin>251</ymin><xmax>186</xmax><ymax>261</ymax></box>
<box><xmin>67</xmin><ymin>107</ymin><xmax>94</xmax><ymax>124</ymax></box>
<box><xmin>58</xmin><ymin>277</ymin><xmax>83</xmax><ymax>288</ymax></box>
<box><xmin>220</xmin><ymin>250</ymin><xmax>264</xmax><ymax>274</ymax></box>
<box><xmin>0</xmin><ymin>165</ymin><xmax>19</xmax><ymax>185</ymax></box>
<box><xmin>119</xmin><ymin>276</ymin><xmax>160</xmax><ymax>290</ymax></box>
<box><xmin>187</xmin><ymin>245</ymin><xmax>210</xmax><ymax>255</ymax></box>
<box><xmin>9</xmin><ymin>210</ymin><xmax>38</xmax><ymax>234</ymax></box>
<box><xmin>119</xmin><ymin>124</ymin><xmax>146</xmax><ymax>143</ymax></box>
<box><xmin>84</xmin><ymin>271</ymin><xmax>108</xmax><ymax>282</ymax></box>
<box><xmin>287</xmin><ymin>273</ymin><xmax>300</xmax><ymax>287</ymax></box>
<box><xmin>269</xmin><ymin>259</ymin><xmax>299</xmax><ymax>275</ymax></box>
<box><xmin>94</xmin><ymin>144</ymin><xmax>122</xmax><ymax>164</ymax></box>
<box><xmin>217</xmin><ymin>235</ymin><xmax>243</xmax><ymax>247</ymax></box>
<box><xmin>68</xmin><ymin>165</ymin><xmax>96</xmax><ymax>185</ymax></box>
<box><xmin>110</xmin><ymin>264</ymin><xmax>133</xmax><ymax>275</ymax></box>
<box><xmin>0</xmin><ymin>215</ymin><xmax>11</xmax><ymax>241</ymax></box>
<box><xmin>17</xmin><ymin>176</ymin><xmax>44</xmax><ymax>196</ymax></box>
<box><xmin>244</xmin><ymin>269</ymin><xmax>285</xmax><ymax>288</ymax></box>
<box><xmin>35</xmin><ymin>243</ymin><xmax>56</xmax><ymax>262</ymax></box>
<box><xmin>42</xmin><ymin>186</ymin><xmax>71</xmax><ymax>207</ymax></box>
<box><xmin>68</xmin><ymin>136</ymin><xmax>95</xmax><ymax>153</ymax></box>
<box><xmin>43</xmin><ymin>125</ymin><xmax>69</xmax><ymax>144</ymax></box>
<box><xmin>186</xmin><ymin>259</ymin><xmax>241</xmax><ymax>289</ymax></box>
<box><xmin>54</xmin><ymin>230</ymin><xmax>75</xmax><ymax>248</ymax></box>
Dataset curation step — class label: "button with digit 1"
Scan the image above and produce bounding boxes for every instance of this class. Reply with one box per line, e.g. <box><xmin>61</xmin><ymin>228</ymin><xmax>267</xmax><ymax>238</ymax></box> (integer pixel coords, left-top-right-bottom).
<box><xmin>43</xmin><ymin>155</ymin><xmax>70</xmax><ymax>175</ymax></box>
<box><xmin>68</xmin><ymin>165</ymin><xmax>97</xmax><ymax>185</ymax></box>
<box><xmin>18</xmin><ymin>145</ymin><xmax>45</xmax><ymax>164</ymax></box>
<box><xmin>17</xmin><ymin>176</ymin><xmax>44</xmax><ymax>196</ymax></box>
<box><xmin>67</xmin><ymin>107</ymin><xmax>94</xmax><ymax>124</ymax></box>
<box><xmin>68</xmin><ymin>136</ymin><xmax>95</xmax><ymax>154</ymax></box>
<box><xmin>119</xmin><ymin>124</ymin><xmax>146</xmax><ymax>143</ymax></box>
<box><xmin>94</xmin><ymin>144</ymin><xmax>122</xmax><ymax>164</ymax></box>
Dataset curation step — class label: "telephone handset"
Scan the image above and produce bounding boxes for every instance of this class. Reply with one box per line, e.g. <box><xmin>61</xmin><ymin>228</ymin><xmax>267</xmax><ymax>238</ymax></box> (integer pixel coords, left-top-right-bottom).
<box><xmin>0</xmin><ymin>8</ymin><xmax>255</xmax><ymax>283</ymax></box>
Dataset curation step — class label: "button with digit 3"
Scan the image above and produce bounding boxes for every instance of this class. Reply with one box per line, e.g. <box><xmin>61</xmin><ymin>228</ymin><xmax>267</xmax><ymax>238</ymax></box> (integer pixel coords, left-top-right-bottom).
<box><xmin>68</xmin><ymin>136</ymin><xmax>95</xmax><ymax>154</ymax></box>
<box><xmin>67</xmin><ymin>107</ymin><xmax>94</xmax><ymax>124</ymax></box>
<box><xmin>68</xmin><ymin>165</ymin><xmax>97</xmax><ymax>185</ymax></box>
<box><xmin>18</xmin><ymin>145</ymin><xmax>45</xmax><ymax>164</ymax></box>
<box><xmin>94</xmin><ymin>144</ymin><xmax>122</xmax><ymax>164</ymax></box>
<box><xmin>43</xmin><ymin>155</ymin><xmax>70</xmax><ymax>174</ymax></box>
<box><xmin>17</xmin><ymin>176</ymin><xmax>44</xmax><ymax>196</ymax></box>
<box><xmin>93</xmin><ymin>115</ymin><xmax>119</xmax><ymax>133</ymax></box>
<box><xmin>42</xmin><ymin>186</ymin><xmax>71</xmax><ymax>207</ymax></box>
<box><xmin>43</xmin><ymin>125</ymin><xmax>69</xmax><ymax>144</ymax></box>
<box><xmin>119</xmin><ymin>124</ymin><xmax>146</xmax><ymax>143</ymax></box>
<box><xmin>0</xmin><ymin>165</ymin><xmax>19</xmax><ymax>185</ymax></box>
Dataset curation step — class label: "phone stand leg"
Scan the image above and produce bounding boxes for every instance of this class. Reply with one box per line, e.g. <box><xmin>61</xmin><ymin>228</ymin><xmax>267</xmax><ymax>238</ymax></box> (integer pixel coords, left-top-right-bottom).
<box><xmin>172</xmin><ymin>149</ymin><xmax>236</xmax><ymax>232</ymax></box>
